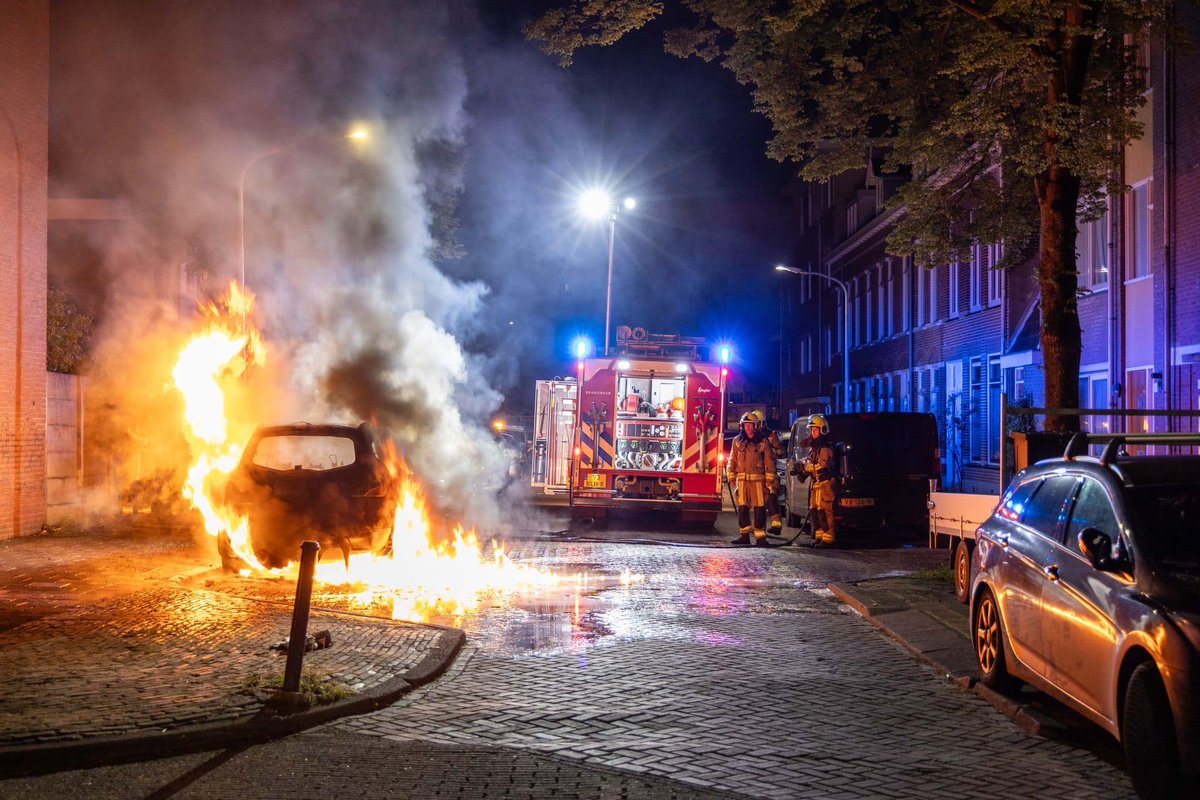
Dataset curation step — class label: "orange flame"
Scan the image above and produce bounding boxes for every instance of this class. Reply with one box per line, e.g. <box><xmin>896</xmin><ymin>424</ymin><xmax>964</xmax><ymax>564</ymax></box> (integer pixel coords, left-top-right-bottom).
<box><xmin>171</xmin><ymin>282</ymin><xmax>638</xmax><ymax>620</ymax></box>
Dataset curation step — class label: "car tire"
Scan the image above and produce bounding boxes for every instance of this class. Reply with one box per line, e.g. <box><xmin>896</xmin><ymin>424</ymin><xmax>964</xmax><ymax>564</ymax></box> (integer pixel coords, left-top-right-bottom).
<box><xmin>217</xmin><ymin>530</ymin><xmax>243</xmax><ymax>573</ymax></box>
<box><xmin>973</xmin><ymin>587</ymin><xmax>1017</xmax><ymax>691</ymax></box>
<box><xmin>953</xmin><ymin>539</ymin><xmax>973</xmax><ymax>605</ymax></box>
<box><xmin>1123</xmin><ymin>662</ymin><xmax>1182</xmax><ymax>800</ymax></box>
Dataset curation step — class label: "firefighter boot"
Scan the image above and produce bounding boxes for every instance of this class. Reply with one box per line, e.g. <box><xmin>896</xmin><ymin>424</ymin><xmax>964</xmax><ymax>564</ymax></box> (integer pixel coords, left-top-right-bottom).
<box><xmin>754</xmin><ymin>531</ymin><xmax>770</xmax><ymax>548</ymax></box>
<box><xmin>769</xmin><ymin>514</ymin><xmax>783</xmax><ymax>533</ymax></box>
<box><xmin>730</xmin><ymin>528</ymin><xmax>752</xmax><ymax>546</ymax></box>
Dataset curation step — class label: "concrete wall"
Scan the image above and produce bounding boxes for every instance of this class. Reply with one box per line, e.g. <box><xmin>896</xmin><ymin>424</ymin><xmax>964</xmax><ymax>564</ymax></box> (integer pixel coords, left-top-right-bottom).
<box><xmin>1</xmin><ymin>0</ymin><xmax>50</xmax><ymax>540</ymax></box>
<box><xmin>45</xmin><ymin>371</ymin><xmax>83</xmax><ymax>523</ymax></box>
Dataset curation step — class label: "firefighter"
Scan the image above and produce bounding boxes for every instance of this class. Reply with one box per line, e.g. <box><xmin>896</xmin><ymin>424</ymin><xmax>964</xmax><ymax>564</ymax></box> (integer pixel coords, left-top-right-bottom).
<box><xmin>726</xmin><ymin>412</ymin><xmax>775</xmax><ymax>547</ymax></box>
<box><xmin>800</xmin><ymin>413</ymin><xmax>837</xmax><ymax>546</ymax></box>
<box><xmin>752</xmin><ymin>410</ymin><xmax>785</xmax><ymax>532</ymax></box>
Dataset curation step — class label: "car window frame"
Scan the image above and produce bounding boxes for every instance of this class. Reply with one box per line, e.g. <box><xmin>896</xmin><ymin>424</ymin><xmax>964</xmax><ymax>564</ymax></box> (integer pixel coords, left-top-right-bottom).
<box><xmin>1062</xmin><ymin>475</ymin><xmax>1121</xmax><ymax>550</ymax></box>
<box><xmin>1016</xmin><ymin>474</ymin><xmax>1080</xmax><ymax>542</ymax></box>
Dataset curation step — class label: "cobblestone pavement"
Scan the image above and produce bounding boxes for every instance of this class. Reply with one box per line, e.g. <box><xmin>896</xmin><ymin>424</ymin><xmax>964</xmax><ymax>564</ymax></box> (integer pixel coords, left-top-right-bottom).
<box><xmin>0</xmin><ymin>520</ymin><xmax>459</xmax><ymax>753</ymax></box>
<box><xmin>0</xmin><ymin>515</ymin><xmax>1139</xmax><ymax>798</ymax></box>
<box><xmin>333</xmin><ymin>540</ymin><xmax>1136</xmax><ymax>800</ymax></box>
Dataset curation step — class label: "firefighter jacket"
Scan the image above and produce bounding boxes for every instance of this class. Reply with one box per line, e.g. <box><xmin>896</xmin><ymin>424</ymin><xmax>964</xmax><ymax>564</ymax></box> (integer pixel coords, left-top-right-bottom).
<box><xmin>798</xmin><ymin>435</ymin><xmax>836</xmax><ymax>482</ymax></box>
<box><xmin>726</xmin><ymin>431</ymin><xmax>775</xmax><ymax>508</ymax></box>
<box><xmin>763</xmin><ymin>427</ymin><xmax>784</xmax><ymax>461</ymax></box>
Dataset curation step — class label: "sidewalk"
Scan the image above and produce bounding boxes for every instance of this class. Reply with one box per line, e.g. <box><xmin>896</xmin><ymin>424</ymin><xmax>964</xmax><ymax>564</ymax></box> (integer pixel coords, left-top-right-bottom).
<box><xmin>829</xmin><ymin>574</ymin><xmax>1062</xmax><ymax>738</ymax></box>
<box><xmin>0</xmin><ymin>523</ymin><xmax>464</xmax><ymax>777</ymax></box>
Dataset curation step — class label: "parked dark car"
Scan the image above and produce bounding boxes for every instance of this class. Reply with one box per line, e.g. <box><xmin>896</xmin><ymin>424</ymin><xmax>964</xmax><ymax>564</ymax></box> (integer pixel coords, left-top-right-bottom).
<box><xmin>217</xmin><ymin>422</ymin><xmax>399</xmax><ymax>571</ymax></box>
<box><xmin>780</xmin><ymin>412</ymin><xmax>939</xmax><ymax>533</ymax></box>
<box><xmin>970</xmin><ymin>432</ymin><xmax>1200</xmax><ymax>799</ymax></box>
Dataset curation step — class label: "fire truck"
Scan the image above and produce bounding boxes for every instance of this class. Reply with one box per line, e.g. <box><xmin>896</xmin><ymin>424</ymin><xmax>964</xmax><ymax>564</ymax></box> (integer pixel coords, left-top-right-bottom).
<box><xmin>568</xmin><ymin>327</ymin><xmax>729</xmax><ymax>525</ymax></box>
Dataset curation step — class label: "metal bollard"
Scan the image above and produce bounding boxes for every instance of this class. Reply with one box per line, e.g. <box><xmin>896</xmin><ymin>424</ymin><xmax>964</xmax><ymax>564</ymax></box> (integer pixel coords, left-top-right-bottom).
<box><xmin>282</xmin><ymin>540</ymin><xmax>320</xmax><ymax>693</ymax></box>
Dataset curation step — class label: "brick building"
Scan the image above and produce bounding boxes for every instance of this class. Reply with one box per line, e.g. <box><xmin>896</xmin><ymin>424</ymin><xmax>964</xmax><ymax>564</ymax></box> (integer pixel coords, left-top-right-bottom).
<box><xmin>779</xmin><ymin>10</ymin><xmax>1200</xmax><ymax>493</ymax></box>
<box><xmin>1</xmin><ymin>0</ymin><xmax>49</xmax><ymax>540</ymax></box>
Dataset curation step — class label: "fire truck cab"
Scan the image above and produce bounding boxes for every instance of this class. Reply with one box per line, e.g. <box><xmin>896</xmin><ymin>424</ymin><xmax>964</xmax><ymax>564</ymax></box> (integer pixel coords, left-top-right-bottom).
<box><xmin>570</xmin><ymin>328</ymin><xmax>727</xmax><ymax>526</ymax></box>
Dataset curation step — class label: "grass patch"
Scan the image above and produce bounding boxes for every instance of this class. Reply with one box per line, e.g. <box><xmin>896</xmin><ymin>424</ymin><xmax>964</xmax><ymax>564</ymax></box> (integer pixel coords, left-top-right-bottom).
<box><xmin>909</xmin><ymin>565</ymin><xmax>954</xmax><ymax>582</ymax></box>
<box><xmin>241</xmin><ymin>669</ymin><xmax>356</xmax><ymax>708</ymax></box>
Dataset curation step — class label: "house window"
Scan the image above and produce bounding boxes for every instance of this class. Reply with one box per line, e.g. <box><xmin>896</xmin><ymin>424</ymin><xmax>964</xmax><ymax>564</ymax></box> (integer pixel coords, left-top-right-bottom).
<box><xmin>988</xmin><ymin>356</ymin><xmax>1001</xmax><ymax>463</ymax></box>
<box><xmin>877</xmin><ymin>265</ymin><xmax>887</xmax><ymax>337</ymax></box>
<box><xmin>901</xmin><ymin>258</ymin><xmax>910</xmax><ymax>331</ymax></box>
<box><xmin>969</xmin><ymin>245</ymin><xmax>983</xmax><ymax>310</ymax></box>
<box><xmin>885</xmin><ymin>261</ymin><xmax>895</xmax><ymax>335</ymax></box>
<box><xmin>825</xmin><ymin>326</ymin><xmax>833</xmax><ymax>368</ymax></box>
<box><xmin>1078</xmin><ymin>373</ymin><xmax>1110</xmax><ymax>434</ymax></box>
<box><xmin>847</xmin><ymin>204</ymin><xmax>859</xmax><ymax>235</ymax></box>
<box><xmin>865</xmin><ymin>274</ymin><xmax>873</xmax><ymax>343</ymax></box>
<box><xmin>1128</xmin><ymin>180</ymin><xmax>1151</xmax><ymax>279</ymax></box>
<box><xmin>1013</xmin><ymin>366</ymin><xmax>1026</xmax><ymax>401</ymax></box>
<box><xmin>948</xmin><ymin>261</ymin><xmax>960</xmax><ymax>317</ymax></box>
<box><xmin>916</xmin><ymin>265</ymin><xmax>938</xmax><ymax>326</ymax></box>
<box><xmin>1078</xmin><ymin>200</ymin><xmax>1110</xmax><ymax>290</ymax></box>
<box><xmin>969</xmin><ymin>357</ymin><xmax>985</xmax><ymax>462</ymax></box>
<box><xmin>854</xmin><ymin>280</ymin><xmax>862</xmax><ymax>347</ymax></box>
<box><xmin>987</xmin><ymin>243</ymin><xmax>1003</xmax><ymax>306</ymax></box>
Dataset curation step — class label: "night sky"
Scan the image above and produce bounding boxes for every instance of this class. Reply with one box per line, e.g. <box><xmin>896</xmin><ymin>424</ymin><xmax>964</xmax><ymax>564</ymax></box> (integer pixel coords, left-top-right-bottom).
<box><xmin>464</xmin><ymin>3</ymin><xmax>797</xmax><ymax>410</ymax></box>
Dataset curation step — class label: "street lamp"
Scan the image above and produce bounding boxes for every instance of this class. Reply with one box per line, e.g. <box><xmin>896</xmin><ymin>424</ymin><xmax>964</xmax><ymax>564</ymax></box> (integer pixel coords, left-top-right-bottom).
<box><xmin>238</xmin><ymin>126</ymin><xmax>370</xmax><ymax>333</ymax></box>
<box><xmin>580</xmin><ymin>190</ymin><xmax>636</xmax><ymax>356</ymax></box>
<box><xmin>776</xmin><ymin>264</ymin><xmax>851</xmax><ymax>413</ymax></box>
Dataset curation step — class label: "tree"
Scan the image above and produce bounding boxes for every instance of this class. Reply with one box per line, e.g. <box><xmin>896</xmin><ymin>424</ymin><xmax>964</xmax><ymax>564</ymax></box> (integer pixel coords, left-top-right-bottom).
<box><xmin>47</xmin><ymin>285</ymin><xmax>93</xmax><ymax>374</ymax></box>
<box><xmin>527</xmin><ymin>0</ymin><xmax>1174</xmax><ymax>430</ymax></box>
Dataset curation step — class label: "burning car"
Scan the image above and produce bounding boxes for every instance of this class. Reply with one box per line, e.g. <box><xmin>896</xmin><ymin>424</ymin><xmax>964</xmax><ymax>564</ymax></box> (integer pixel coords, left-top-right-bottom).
<box><xmin>216</xmin><ymin>422</ymin><xmax>399</xmax><ymax>571</ymax></box>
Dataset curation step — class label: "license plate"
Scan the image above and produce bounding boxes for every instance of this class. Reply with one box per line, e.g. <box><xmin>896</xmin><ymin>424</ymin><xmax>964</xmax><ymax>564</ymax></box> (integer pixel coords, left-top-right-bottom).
<box><xmin>584</xmin><ymin>473</ymin><xmax>607</xmax><ymax>489</ymax></box>
<box><xmin>840</xmin><ymin>497</ymin><xmax>875</xmax><ymax>507</ymax></box>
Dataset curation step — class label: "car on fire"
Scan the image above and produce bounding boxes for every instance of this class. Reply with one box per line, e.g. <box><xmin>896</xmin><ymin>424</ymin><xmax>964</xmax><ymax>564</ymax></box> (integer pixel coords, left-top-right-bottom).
<box><xmin>969</xmin><ymin>432</ymin><xmax>1200</xmax><ymax>799</ymax></box>
<box><xmin>216</xmin><ymin>422</ymin><xmax>399</xmax><ymax>571</ymax></box>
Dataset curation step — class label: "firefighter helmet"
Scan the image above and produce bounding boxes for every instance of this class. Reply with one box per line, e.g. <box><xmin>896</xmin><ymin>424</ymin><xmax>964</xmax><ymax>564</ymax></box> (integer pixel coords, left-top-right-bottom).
<box><xmin>739</xmin><ymin>412</ymin><xmax>759</xmax><ymax>428</ymax></box>
<box><xmin>750</xmin><ymin>409</ymin><xmax>766</xmax><ymax>423</ymax></box>
<box><xmin>807</xmin><ymin>413</ymin><xmax>829</xmax><ymax>435</ymax></box>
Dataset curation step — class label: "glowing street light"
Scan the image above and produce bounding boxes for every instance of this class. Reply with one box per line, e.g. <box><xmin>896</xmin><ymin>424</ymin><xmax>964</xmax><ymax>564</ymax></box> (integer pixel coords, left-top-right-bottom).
<box><xmin>238</xmin><ymin>125</ymin><xmax>370</xmax><ymax>332</ymax></box>
<box><xmin>580</xmin><ymin>189</ymin><xmax>636</xmax><ymax>356</ymax></box>
<box><xmin>775</xmin><ymin>265</ymin><xmax>851</xmax><ymax>413</ymax></box>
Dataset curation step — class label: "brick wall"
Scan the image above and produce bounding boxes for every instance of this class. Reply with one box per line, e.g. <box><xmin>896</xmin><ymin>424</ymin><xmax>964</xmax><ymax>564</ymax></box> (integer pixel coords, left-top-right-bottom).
<box><xmin>0</xmin><ymin>0</ymin><xmax>49</xmax><ymax>540</ymax></box>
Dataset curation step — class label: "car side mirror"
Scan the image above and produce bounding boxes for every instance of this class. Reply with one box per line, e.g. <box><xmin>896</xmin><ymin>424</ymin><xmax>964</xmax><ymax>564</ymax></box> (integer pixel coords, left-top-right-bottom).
<box><xmin>1077</xmin><ymin>527</ymin><xmax>1116</xmax><ymax>571</ymax></box>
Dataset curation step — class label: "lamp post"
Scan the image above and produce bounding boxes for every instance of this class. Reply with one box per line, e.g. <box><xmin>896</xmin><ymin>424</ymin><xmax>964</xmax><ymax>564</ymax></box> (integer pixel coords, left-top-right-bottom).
<box><xmin>237</xmin><ymin>126</ymin><xmax>370</xmax><ymax>334</ymax></box>
<box><xmin>776</xmin><ymin>264</ymin><xmax>851</xmax><ymax>413</ymax></box>
<box><xmin>581</xmin><ymin>191</ymin><xmax>636</xmax><ymax>356</ymax></box>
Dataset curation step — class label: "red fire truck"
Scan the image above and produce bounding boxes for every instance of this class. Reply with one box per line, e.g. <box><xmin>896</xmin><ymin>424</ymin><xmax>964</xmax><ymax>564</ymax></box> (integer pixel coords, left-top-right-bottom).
<box><xmin>569</xmin><ymin>328</ymin><xmax>729</xmax><ymax>526</ymax></box>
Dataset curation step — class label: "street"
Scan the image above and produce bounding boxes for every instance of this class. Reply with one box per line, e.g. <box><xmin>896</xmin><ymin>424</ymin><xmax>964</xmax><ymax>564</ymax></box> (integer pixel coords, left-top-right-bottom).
<box><xmin>0</xmin><ymin>510</ymin><xmax>1137</xmax><ymax>799</ymax></box>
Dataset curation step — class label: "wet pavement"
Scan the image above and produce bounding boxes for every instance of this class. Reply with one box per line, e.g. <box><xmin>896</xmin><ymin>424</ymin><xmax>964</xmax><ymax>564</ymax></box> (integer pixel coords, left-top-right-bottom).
<box><xmin>0</xmin><ymin>509</ymin><xmax>1137</xmax><ymax>798</ymax></box>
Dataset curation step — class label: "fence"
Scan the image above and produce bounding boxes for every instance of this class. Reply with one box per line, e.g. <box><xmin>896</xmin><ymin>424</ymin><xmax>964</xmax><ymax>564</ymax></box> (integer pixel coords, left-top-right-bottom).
<box><xmin>999</xmin><ymin>393</ymin><xmax>1200</xmax><ymax>492</ymax></box>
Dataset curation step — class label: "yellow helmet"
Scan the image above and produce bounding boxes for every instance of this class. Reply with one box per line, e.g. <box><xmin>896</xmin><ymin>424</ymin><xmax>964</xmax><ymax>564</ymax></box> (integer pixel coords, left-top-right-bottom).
<box><xmin>807</xmin><ymin>413</ymin><xmax>829</xmax><ymax>435</ymax></box>
<box><xmin>750</xmin><ymin>410</ymin><xmax>765</xmax><ymax>422</ymax></box>
<box><xmin>739</xmin><ymin>412</ymin><xmax>759</xmax><ymax>427</ymax></box>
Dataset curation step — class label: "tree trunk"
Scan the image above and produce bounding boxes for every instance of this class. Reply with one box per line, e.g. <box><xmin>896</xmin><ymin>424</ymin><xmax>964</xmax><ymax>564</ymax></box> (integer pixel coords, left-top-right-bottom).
<box><xmin>1036</xmin><ymin>166</ymin><xmax>1083</xmax><ymax>432</ymax></box>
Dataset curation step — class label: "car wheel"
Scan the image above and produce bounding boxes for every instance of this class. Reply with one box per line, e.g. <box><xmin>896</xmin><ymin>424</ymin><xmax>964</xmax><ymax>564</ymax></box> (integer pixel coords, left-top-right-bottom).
<box><xmin>1123</xmin><ymin>662</ymin><xmax>1182</xmax><ymax>800</ymax></box>
<box><xmin>953</xmin><ymin>539</ymin><xmax>973</xmax><ymax>605</ymax></box>
<box><xmin>973</xmin><ymin>587</ymin><xmax>1017</xmax><ymax>691</ymax></box>
<box><xmin>217</xmin><ymin>530</ymin><xmax>243</xmax><ymax>573</ymax></box>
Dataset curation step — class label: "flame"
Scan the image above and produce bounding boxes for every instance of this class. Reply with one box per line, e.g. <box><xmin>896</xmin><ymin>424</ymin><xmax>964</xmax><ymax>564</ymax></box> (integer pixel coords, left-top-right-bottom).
<box><xmin>174</xmin><ymin>281</ymin><xmax>266</xmax><ymax>572</ymax></box>
<box><xmin>171</xmin><ymin>282</ymin><xmax>640</xmax><ymax>620</ymax></box>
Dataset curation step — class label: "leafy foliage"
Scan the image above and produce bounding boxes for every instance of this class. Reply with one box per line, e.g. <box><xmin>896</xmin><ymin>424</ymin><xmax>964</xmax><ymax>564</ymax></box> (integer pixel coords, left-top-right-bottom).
<box><xmin>46</xmin><ymin>285</ymin><xmax>93</xmax><ymax>374</ymax></box>
<box><xmin>527</xmin><ymin>0</ymin><xmax>1178</xmax><ymax>429</ymax></box>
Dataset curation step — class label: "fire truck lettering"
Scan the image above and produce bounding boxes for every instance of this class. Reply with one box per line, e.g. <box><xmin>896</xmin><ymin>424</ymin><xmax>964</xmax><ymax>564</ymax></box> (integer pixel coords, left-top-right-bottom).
<box><xmin>696</xmin><ymin>387</ymin><xmax>712</xmax><ymax>394</ymax></box>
